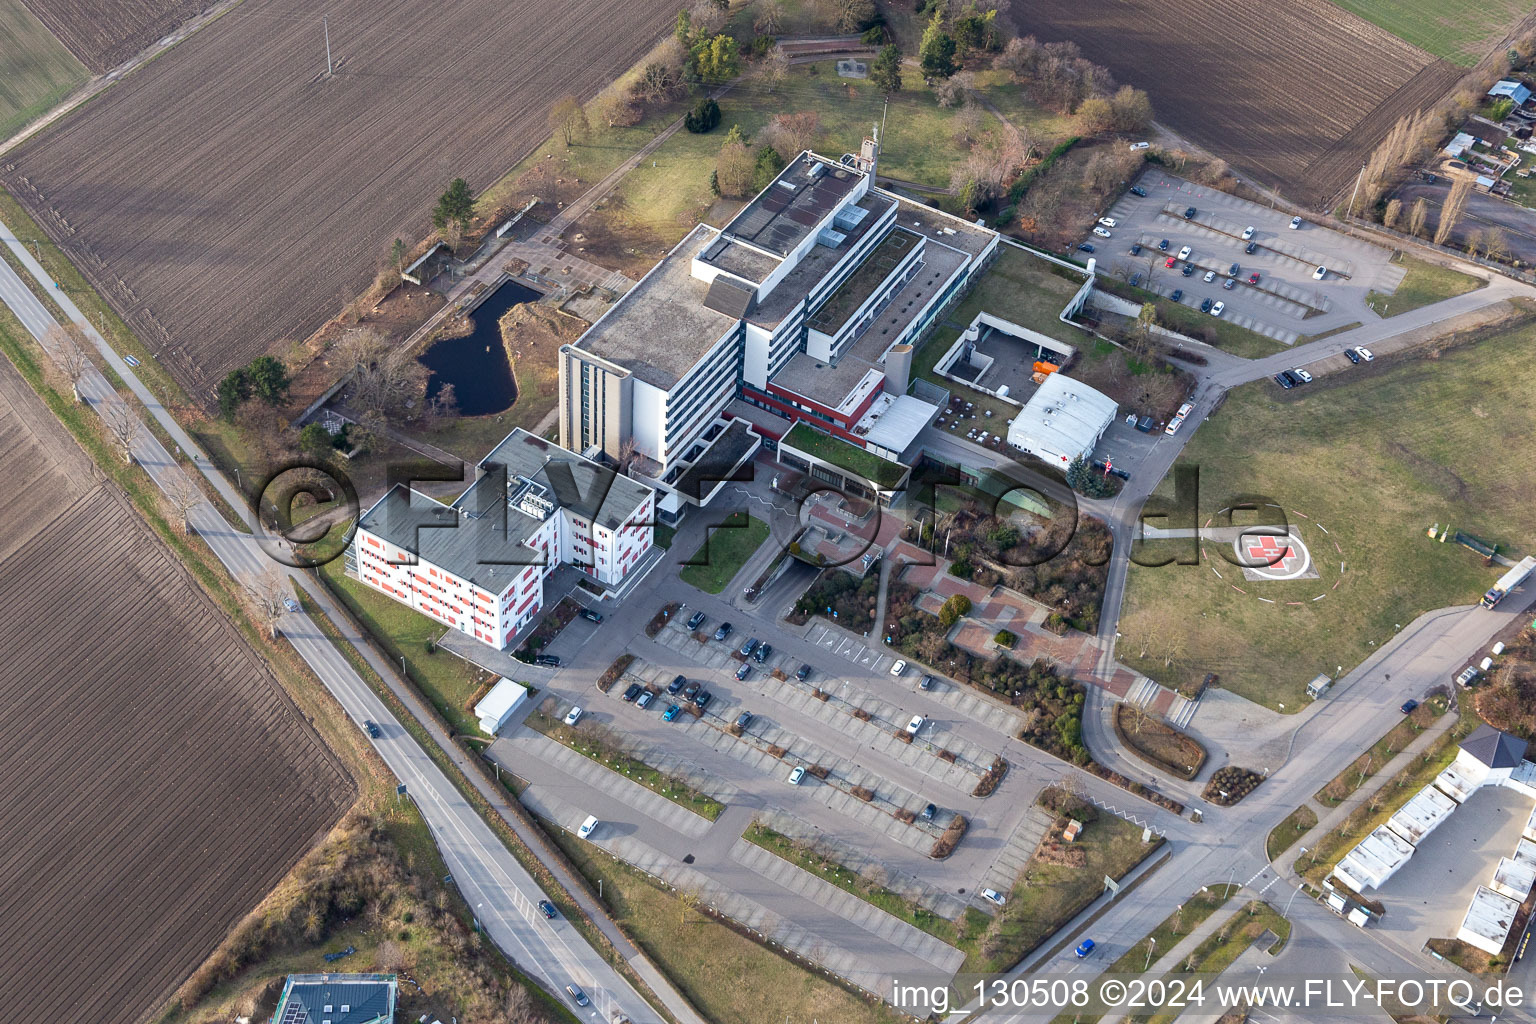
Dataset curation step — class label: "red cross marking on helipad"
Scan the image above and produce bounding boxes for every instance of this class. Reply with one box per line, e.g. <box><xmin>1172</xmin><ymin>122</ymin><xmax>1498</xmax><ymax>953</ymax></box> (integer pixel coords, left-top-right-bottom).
<box><xmin>1246</xmin><ymin>534</ymin><xmax>1296</xmax><ymax>570</ymax></box>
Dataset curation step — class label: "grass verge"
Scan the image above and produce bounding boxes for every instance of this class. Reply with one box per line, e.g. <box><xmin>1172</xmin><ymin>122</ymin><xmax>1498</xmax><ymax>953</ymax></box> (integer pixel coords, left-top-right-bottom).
<box><xmin>1265</xmin><ymin>806</ymin><xmax>1320</xmax><ymax>862</ymax></box>
<box><xmin>1133</xmin><ymin>902</ymin><xmax>1290</xmax><ymax>1024</ymax></box>
<box><xmin>1366</xmin><ymin>253</ymin><xmax>1483</xmax><ymax>317</ymax></box>
<box><xmin>679</xmin><ymin>510</ymin><xmax>769</xmax><ymax>594</ymax></box>
<box><xmin>1314</xmin><ymin>693</ymin><xmax>1448</xmax><ymax>806</ymax></box>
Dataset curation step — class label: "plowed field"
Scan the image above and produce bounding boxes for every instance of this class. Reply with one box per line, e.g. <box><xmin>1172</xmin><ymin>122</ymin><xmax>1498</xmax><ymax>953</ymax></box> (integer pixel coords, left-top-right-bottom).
<box><xmin>0</xmin><ymin>0</ymin><xmax>678</xmax><ymax>398</ymax></box>
<box><xmin>20</xmin><ymin>0</ymin><xmax>203</xmax><ymax>71</ymax></box>
<box><xmin>0</xmin><ymin>352</ymin><xmax>353</xmax><ymax>1023</ymax></box>
<box><xmin>1007</xmin><ymin>0</ymin><xmax>1462</xmax><ymax>205</ymax></box>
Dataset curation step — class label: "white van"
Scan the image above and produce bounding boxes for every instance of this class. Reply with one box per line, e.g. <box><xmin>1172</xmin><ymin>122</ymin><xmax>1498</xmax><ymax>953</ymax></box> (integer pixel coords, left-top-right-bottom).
<box><xmin>578</xmin><ymin>815</ymin><xmax>599</xmax><ymax>839</ymax></box>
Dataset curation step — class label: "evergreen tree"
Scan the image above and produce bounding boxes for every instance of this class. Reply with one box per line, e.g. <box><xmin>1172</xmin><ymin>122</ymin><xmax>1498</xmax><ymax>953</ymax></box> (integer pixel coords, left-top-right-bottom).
<box><xmin>870</xmin><ymin>44</ymin><xmax>903</xmax><ymax>95</ymax></box>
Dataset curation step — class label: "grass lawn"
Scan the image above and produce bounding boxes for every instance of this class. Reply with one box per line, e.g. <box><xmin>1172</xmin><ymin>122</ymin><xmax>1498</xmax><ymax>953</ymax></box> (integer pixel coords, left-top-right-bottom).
<box><xmin>569</xmin><ymin>61</ymin><xmax>1008</xmax><ymax>272</ymax></box>
<box><xmin>781</xmin><ymin>421</ymin><xmax>908</xmax><ymax>488</ymax></box>
<box><xmin>1265</xmin><ymin>806</ymin><xmax>1320</xmax><ymax>862</ymax></box>
<box><xmin>0</xmin><ymin>0</ymin><xmax>87</xmax><ymax>140</ymax></box>
<box><xmin>679</xmin><ymin>511</ymin><xmax>770</xmax><ymax>594</ymax></box>
<box><xmin>1366</xmin><ymin>253</ymin><xmax>1483</xmax><ymax>317</ymax></box>
<box><xmin>1117</xmin><ymin>316</ymin><xmax>1536</xmax><ymax>708</ymax></box>
<box><xmin>315</xmin><ymin>523</ymin><xmax>489</xmax><ymax>736</ymax></box>
<box><xmin>1313</xmin><ymin>693</ymin><xmax>1448</xmax><ymax>806</ymax></box>
<box><xmin>1324</xmin><ymin>0</ymin><xmax>1530</xmax><ymax>65</ymax></box>
<box><xmin>965</xmin><ymin>797</ymin><xmax>1164</xmax><ymax>973</ymax></box>
<box><xmin>1301</xmin><ymin>702</ymin><xmax>1481</xmax><ymax>886</ymax></box>
<box><xmin>528</xmin><ymin>705</ymin><xmax>725</xmax><ymax>820</ymax></box>
<box><xmin>1135</xmin><ymin>903</ymin><xmax>1290</xmax><ymax>1024</ymax></box>
<box><xmin>547</xmin><ymin>827</ymin><xmax>906</xmax><ymax>1024</ymax></box>
<box><xmin>971</xmin><ymin>69</ymin><xmax>1080</xmax><ymax>144</ymax></box>
<box><xmin>744</xmin><ymin>822</ymin><xmax>963</xmax><ymax>945</ymax></box>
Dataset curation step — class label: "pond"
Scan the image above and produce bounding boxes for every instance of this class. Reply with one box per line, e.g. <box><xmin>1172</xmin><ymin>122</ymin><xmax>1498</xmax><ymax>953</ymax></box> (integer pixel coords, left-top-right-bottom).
<box><xmin>418</xmin><ymin>280</ymin><xmax>542</xmax><ymax>417</ymax></box>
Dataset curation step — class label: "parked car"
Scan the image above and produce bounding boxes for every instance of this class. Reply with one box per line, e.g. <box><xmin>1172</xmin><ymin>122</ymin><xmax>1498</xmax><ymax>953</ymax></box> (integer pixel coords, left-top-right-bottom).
<box><xmin>980</xmin><ymin>887</ymin><xmax>1007</xmax><ymax>906</ymax></box>
<box><xmin>890</xmin><ymin>659</ymin><xmax>908</xmax><ymax>676</ymax></box>
<box><xmin>1183</xmin><ymin>206</ymin><xmax>1197</xmax><ymax>219</ymax></box>
<box><xmin>1289</xmin><ymin>215</ymin><xmax>1303</xmax><ymax>229</ymax></box>
<box><xmin>788</xmin><ymin>765</ymin><xmax>807</xmax><ymax>785</ymax></box>
<box><xmin>1344</xmin><ymin>348</ymin><xmax>1361</xmax><ymax>364</ymax></box>
<box><xmin>1355</xmin><ymin>346</ymin><xmax>1374</xmax><ymax>361</ymax></box>
<box><xmin>364</xmin><ymin>720</ymin><xmax>382</xmax><ymax>738</ymax></box>
<box><xmin>1077</xmin><ymin>243</ymin><xmax>1095</xmax><ymax>253</ymax></box>
<box><xmin>636</xmin><ymin>689</ymin><xmax>655</xmax><ymax>709</ymax></box>
<box><xmin>1248</xmin><ymin>272</ymin><xmax>1261</xmax><ymax>284</ymax></box>
<box><xmin>1293</xmin><ymin>368</ymin><xmax>1313</xmax><ymax>383</ymax></box>
<box><xmin>564</xmin><ymin>706</ymin><xmax>583</xmax><ymax>726</ymax></box>
<box><xmin>796</xmin><ymin>664</ymin><xmax>812</xmax><ymax>681</ymax></box>
<box><xmin>566</xmin><ymin>985</ymin><xmax>590</xmax><ymax>1008</ymax></box>
<box><xmin>753</xmin><ymin>642</ymin><xmax>772</xmax><ymax>664</ymax></box>
<box><xmin>1312</xmin><ymin>265</ymin><xmax>1327</xmax><ymax>280</ymax></box>
<box><xmin>1456</xmin><ymin>666</ymin><xmax>1482</xmax><ymax>687</ymax></box>
<box><xmin>713</xmin><ymin>622</ymin><xmax>733</xmax><ymax>641</ymax></box>
<box><xmin>905</xmin><ymin>714</ymin><xmax>926</xmax><ymax>735</ymax></box>
<box><xmin>579</xmin><ymin>608</ymin><xmax>603</xmax><ymax>623</ymax></box>
<box><xmin>621</xmin><ymin>683</ymin><xmax>643</xmax><ymax>702</ymax></box>
<box><xmin>694</xmin><ymin>691</ymin><xmax>713</xmax><ymax>711</ymax></box>
<box><xmin>1158</xmin><ymin>238</ymin><xmax>1170</xmax><ymax>250</ymax></box>
<box><xmin>740</xmin><ymin>637</ymin><xmax>759</xmax><ymax>657</ymax></box>
<box><xmin>686</xmin><ymin>610</ymin><xmax>707</xmax><ymax>630</ymax></box>
<box><xmin>1169</xmin><ymin>289</ymin><xmax>1183</xmax><ymax>303</ymax></box>
<box><xmin>1129</xmin><ymin>243</ymin><xmax>1142</xmax><ymax>256</ymax></box>
<box><xmin>1092</xmin><ymin>226</ymin><xmax>1112</xmax><ymax>238</ymax></box>
<box><xmin>1181</xmin><ymin>263</ymin><xmax>1195</xmax><ymax>277</ymax></box>
<box><xmin>1203</xmin><ymin>270</ymin><xmax>1216</xmax><ymax>283</ymax></box>
<box><xmin>663</xmin><ymin>703</ymin><xmax>681</xmax><ymax>721</ymax></box>
<box><xmin>1211</xmin><ymin>301</ymin><xmax>1225</xmax><ymax>317</ymax></box>
<box><xmin>1076</xmin><ymin>939</ymin><xmax>1097</xmax><ymax>959</ymax></box>
<box><xmin>668</xmin><ymin>674</ymin><xmax>687</xmax><ymax>694</ymax></box>
<box><xmin>1199</xmin><ymin>298</ymin><xmax>1213</xmax><ymax>313</ymax></box>
<box><xmin>919</xmin><ymin>674</ymin><xmax>934</xmax><ymax>690</ymax></box>
<box><xmin>1129</xmin><ymin>141</ymin><xmax>1151</xmax><ymax>150</ymax></box>
<box><xmin>1274</xmin><ymin>372</ymin><xmax>1294</xmax><ymax>390</ymax></box>
<box><xmin>1129</xmin><ymin>273</ymin><xmax>1141</xmax><ymax>287</ymax></box>
<box><xmin>1222</xmin><ymin>277</ymin><xmax>1236</xmax><ymax>290</ymax></box>
<box><xmin>534</xmin><ymin>654</ymin><xmax>561</xmax><ymax>667</ymax></box>
<box><xmin>922</xmin><ymin>802</ymin><xmax>937</xmax><ymax>820</ymax></box>
<box><xmin>578</xmin><ymin>816</ymin><xmax>599</xmax><ymax>839</ymax></box>
<box><xmin>1130</xmin><ymin>185</ymin><xmax>1148</xmax><ymax>196</ymax></box>
<box><xmin>1228</xmin><ymin>262</ymin><xmax>1240</xmax><ymax>276</ymax></box>
<box><xmin>1241</xmin><ymin>225</ymin><xmax>1255</xmax><ymax>239</ymax></box>
<box><xmin>735</xmin><ymin>663</ymin><xmax>751</xmax><ymax>681</ymax></box>
<box><xmin>735</xmin><ymin>711</ymin><xmax>753</xmax><ymax>730</ymax></box>
<box><xmin>682</xmin><ymin>681</ymin><xmax>701</xmax><ymax>701</ymax></box>
<box><xmin>1099</xmin><ymin>216</ymin><xmax>1117</xmax><ymax>227</ymax></box>
<box><xmin>1245</xmin><ymin>240</ymin><xmax>1258</xmax><ymax>254</ymax></box>
<box><xmin>1164</xmin><ymin>256</ymin><xmax>1177</xmax><ymax>268</ymax></box>
<box><xmin>538</xmin><ymin>900</ymin><xmax>558</xmax><ymax>919</ymax></box>
<box><xmin>1177</xmin><ymin>245</ymin><xmax>1192</xmax><ymax>260</ymax></box>
<box><xmin>1400</xmin><ymin>699</ymin><xmax>1419</xmax><ymax>715</ymax></box>
<box><xmin>283</xmin><ymin>597</ymin><xmax>300</xmax><ymax>613</ymax></box>
<box><xmin>1280</xmin><ymin>370</ymin><xmax>1300</xmax><ymax>387</ymax></box>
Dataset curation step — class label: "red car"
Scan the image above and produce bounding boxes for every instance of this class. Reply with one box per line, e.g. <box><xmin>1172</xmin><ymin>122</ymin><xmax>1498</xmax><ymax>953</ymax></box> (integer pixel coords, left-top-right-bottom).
<box><xmin>1165</xmin><ymin>256</ymin><xmax>1177</xmax><ymax>268</ymax></box>
<box><xmin>1248</xmin><ymin>272</ymin><xmax>1261</xmax><ymax>284</ymax></box>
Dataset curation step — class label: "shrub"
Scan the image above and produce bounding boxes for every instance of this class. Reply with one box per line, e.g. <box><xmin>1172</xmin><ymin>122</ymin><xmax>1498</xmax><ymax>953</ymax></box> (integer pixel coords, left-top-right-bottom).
<box><xmin>895</xmin><ymin>807</ymin><xmax>917</xmax><ymax>823</ymax></box>
<box><xmin>684</xmin><ymin>97</ymin><xmax>721</xmax><ymax>133</ymax></box>
<box><xmin>972</xmin><ymin>756</ymin><xmax>1009</xmax><ymax>797</ymax></box>
<box><xmin>596</xmin><ymin>654</ymin><xmax>634</xmax><ymax>692</ymax></box>
<box><xmin>767</xmin><ymin>744</ymin><xmax>788</xmax><ymax>758</ymax></box>
<box><xmin>1204</xmin><ymin>766</ymin><xmax>1264</xmax><ymax>806</ymax></box>
<box><xmin>930</xmin><ymin>815</ymin><xmax>969</xmax><ymax>858</ymax></box>
<box><xmin>851</xmin><ymin>707</ymin><xmax>873</xmax><ymax>721</ymax></box>
<box><xmin>937</xmin><ymin>749</ymin><xmax>957</xmax><ymax>763</ymax></box>
<box><xmin>939</xmin><ymin>593</ymin><xmax>972</xmax><ymax>628</ymax></box>
<box><xmin>894</xmin><ymin>729</ymin><xmax>914</xmax><ymax>743</ymax></box>
<box><xmin>994</xmin><ymin>629</ymin><xmax>1017</xmax><ymax>648</ymax></box>
<box><xmin>851</xmin><ymin>785</ymin><xmax>876</xmax><ymax>801</ymax></box>
<box><xmin>807</xmin><ymin>764</ymin><xmax>830</xmax><ymax>779</ymax></box>
<box><xmin>645</xmin><ymin>601</ymin><xmax>680</xmax><ymax>638</ymax></box>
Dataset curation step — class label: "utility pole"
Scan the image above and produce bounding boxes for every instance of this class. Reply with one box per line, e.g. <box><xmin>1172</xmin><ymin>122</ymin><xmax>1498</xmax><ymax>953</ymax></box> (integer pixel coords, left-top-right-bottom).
<box><xmin>1347</xmin><ymin>161</ymin><xmax>1366</xmax><ymax>235</ymax></box>
<box><xmin>323</xmin><ymin>15</ymin><xmax>333</xmax><ymax>76</ymax></box>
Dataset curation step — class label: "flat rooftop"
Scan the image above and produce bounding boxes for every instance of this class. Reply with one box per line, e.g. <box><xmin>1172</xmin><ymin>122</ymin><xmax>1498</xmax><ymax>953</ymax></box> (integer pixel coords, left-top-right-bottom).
<box><xmin>572</xmin><ymin>224</ymin><xmax>740</xmax><ymax>389</ymax></box>
<box><xmin>1460</xmin><ymin>885</ymin><xmax>1520</xmax><ymax>946</ymax></box>
<box><xmin>893</xmin><ymin>198</ymin><xmax>996</xmax><ymax>259</ymax></box>
<box><xmin>479</xmin><ymin>428</ymin><xmax>651</xmax><ymax>530</ymax></box>
<box><xmin>361</xmin><ymin>484</ymin><xmax>543</xmax><ymax>594</ymax></box>
<box><xmin>1385</xmin><ymin>784</ymin><xmax>1457</xmax><ymax>846</ymax></box>
<box><xmin>808</xmin><ymin>228</ymin><xmax>920</xmax><ymax>334</ymax></box>
<box><xmin>721</xmin><ymin>152</ymin><xmax>863</xmax><ymax>257</ymax></box>
<box><xmin>1336</xmin><ymin>825</ymin><xmax>1414</xmax><ymax>888</ymax></box>
<box><xmin>1493</xmin><ymin>855</ymin><xmax>1536</xmax><ymax>900</ymax></box>
<box><xmin>750</xmin><ymin>192</ymin><xmax>896</xmax><ymax>328</ymax></box>
<box><xmin>674</xmin><ymin>419</ymin><xmax>761</xmax><ymax>500</ymax></box>
<box><xmin>699</xmin><ymin>236</ymin><xmax>781</xmax><ymax>285</ymax></box>
<box><xmin>1436</xmin><ymin>763</ymin><xmax>1479</xmax><ymax>803</ymax></box>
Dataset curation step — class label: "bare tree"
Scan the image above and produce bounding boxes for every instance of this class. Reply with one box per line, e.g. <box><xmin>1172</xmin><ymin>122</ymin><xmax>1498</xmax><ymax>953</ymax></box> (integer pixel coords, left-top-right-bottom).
<box><xmin>44</xmin><ymin>323</ymin><xmax>94</xmax><ymax>403</ymax></box>
<box><xmin>548</xmin><ymin>94</ymin><xmax>589</xmax><ymax>147</ymax></box>
<box><xmin>763</xmin><ymin>44</ymin><xmax>790</xmax><ymax>91</ymax></box>
<box><xmin>1484</xmin><ymin>226</ymin><xmax>1510</xmax><ymax>262</ymax></box>
<box><xmin>1408</xmin><ymin>197</ymin><xmax>1429</xmax><ymax>238</ymax></box>
<box><xmin>426</xmin><ymin>382</ymin><xmax>458</xmax><ymax>423</ymax></box>
<box><xmin>760</xmin><ymin>111</ymin><xmax>822</xmax><ymax>159</ymax></box>
<box><xmin>101</xmin><ymin>399</ymin><xmax>138</xmax><ymax>464</ymax></box>
<box><xmin>1434</xmin><ymin>176</ymin><xmax>1471</xmax><ymax>246</ymax></box>
<box><xmin>1465</xmin><ymin>226</ymin><xmax>1487</xmax><ymax>257</ymax></box>
<box><xmin>1382</xmin><ymin>198</ymin><xmax>1402</xmax><ymax>230</ymax></box>
<box><xmin>162</xmin><ymin>472</ymin><xmax>204</xmax><ymax>535</ymax></box>
<box><xmin>753</xmin><ymin>0</ymin><xmax>783</xmax><ymax>34</ymax></box>
<box><xmin>678</xmin><ymin>888</ymin><xmax>701</xmax><ymax>924</ymax></box>
<box><xmin>248</xmin><ymin>569</ymin><xmax>289</xmax><ymax>639</ymax></box>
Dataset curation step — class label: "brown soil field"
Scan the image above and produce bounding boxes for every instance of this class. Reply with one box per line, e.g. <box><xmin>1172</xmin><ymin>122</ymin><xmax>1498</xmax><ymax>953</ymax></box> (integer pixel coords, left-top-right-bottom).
<box><xmin>0</xmin><ymin>0</ymin><xmax>678</xmax><ymax>400</ymax></box>
<box><xmin>0</xmin><ymin>356</ymin><xmax>354</xmax><ymax>1023</ymax></box>
<box><xmin>1006</xmin><ymin>0</ymin><xmax>1463</xmax><ymax>205</ymax></box>
<box><xmin>20</xmin><ymin>0</ymin><xmax>204</xmax><ymax>72</ymax></box>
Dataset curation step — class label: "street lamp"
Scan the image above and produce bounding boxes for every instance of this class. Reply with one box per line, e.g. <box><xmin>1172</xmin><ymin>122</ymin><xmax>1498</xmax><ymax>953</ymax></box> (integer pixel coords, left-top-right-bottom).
<box><xmin>1283</xmin><ymin>882</ymin><xmax>1303</xmax><ymax>917</ymax></box>
<box><xmin>1145</xmin><ymin>936</ymin><xmax>1156</xmax><ymax>970</ymax></box>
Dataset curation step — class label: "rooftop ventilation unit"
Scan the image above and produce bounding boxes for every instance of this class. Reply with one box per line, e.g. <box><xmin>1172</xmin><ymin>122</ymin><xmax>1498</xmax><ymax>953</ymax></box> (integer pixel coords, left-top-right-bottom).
<box><xmin>816</xmin><ymin>227</ymin><xmax>846</xmax><ymax>248</ymax></box>
<box><xmin>809</xmin><ymin>161</ymin><xmax>828</xmax><ymax>179</ymax></box>
<box><xmin>508</xmin><ymin>475</ymin><xmax>556</xmax><ymax>520</ymax></box>
<box><xmin>833</xmin><ymin>205</ymin><xmax>869</xmax><ymax>231</ymax></box>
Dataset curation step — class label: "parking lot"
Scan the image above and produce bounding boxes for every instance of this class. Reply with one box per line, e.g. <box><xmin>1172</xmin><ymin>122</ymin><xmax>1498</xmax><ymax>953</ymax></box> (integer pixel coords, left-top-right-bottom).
<box><xmin>1086</xmin><ymin>170</ymin><xmax>1405</xmax><ymax>345</ymax></box>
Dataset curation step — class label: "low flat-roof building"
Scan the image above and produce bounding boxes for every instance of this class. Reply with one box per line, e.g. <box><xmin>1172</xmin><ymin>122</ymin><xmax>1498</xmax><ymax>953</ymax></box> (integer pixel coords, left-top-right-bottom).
<box><xmin>272</xmin><ymin>973</ymin><xmax>397</xmax><ymax>1024</ymax></box>
<box><xmin>349</xmin><ymin>429</ymin><xmax>655</xmax><ymax>650</ymax></box>
<box><xmin>474</xmin><ymin>678</ymin><xmax>529</xmax><ymax>735</ymax></box>
<box><xmin>1435</xmin><ymin>762</ymin><xmax>1479</xmax><ymax>803</ymax></box>
<box><xmin>1334</xmin><ymin>825</ymin><xmax>1415</xmax><ymax>893</ymax></box>
<box><xmin>1457</xmin><ymin>885</ymin><xmax>1521</xmax><ymax>955</ymax></box>
<box><xmin>1489</xmin><ymin>79</ymin><xmax>1533</xmax><ymax>107</ymax></box>
<box><xmin>1385</xmin><ymin>784</ymin><xmax>1457</xmax><ymax>846</ymax></box>
<box><xmin>558</xmin><ymin>146</ymin><xmax>999</xmax><ymax>518</ymax></box>
<box><xmin>1491</xmin><ymin>855</ymin><xmax>1536</xmax><ymax>902</ymax></box>
<box><xmin>1005</xmin><ymin>372</ymin><xmax>1117</xmax><ymax>467</ymax></box>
